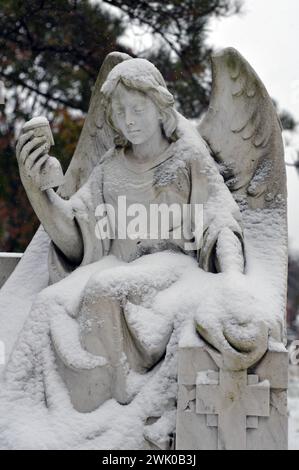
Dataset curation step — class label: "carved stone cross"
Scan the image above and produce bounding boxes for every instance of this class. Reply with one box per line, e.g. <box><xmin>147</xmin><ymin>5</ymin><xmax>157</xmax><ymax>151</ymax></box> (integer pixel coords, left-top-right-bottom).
<box><xmin>196</xmin><ymin>369</ymin><xmax>270</xmax><ymax>450</ymax></box>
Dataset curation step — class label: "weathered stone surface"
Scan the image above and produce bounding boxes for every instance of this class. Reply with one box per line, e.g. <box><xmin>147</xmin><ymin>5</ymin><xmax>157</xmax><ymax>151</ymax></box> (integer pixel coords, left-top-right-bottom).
<box><xmin>0</xmin><ymin>48</ymin><xmax>288</xmax><ymax>450</ymax></box>
<box><xmin>0</xmin><ymin>253</ymin><xmax>22</xmax><ymax>288</ymax></box>
<box><xmin>176</xmin><ymin>339</ymin><xmax>288</xmax><ymax>450</ymax></box>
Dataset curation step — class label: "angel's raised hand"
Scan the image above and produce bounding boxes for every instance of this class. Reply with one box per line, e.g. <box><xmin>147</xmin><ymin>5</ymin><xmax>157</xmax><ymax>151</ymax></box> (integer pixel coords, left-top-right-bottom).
<box><xmin>16</xmin><ymin>131</ymin><xmax>49</xmax><ymax>191</ymax></box>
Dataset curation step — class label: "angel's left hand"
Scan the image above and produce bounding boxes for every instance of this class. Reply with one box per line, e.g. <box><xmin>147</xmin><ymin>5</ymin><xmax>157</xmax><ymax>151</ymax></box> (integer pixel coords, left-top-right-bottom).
<box><xmin>216</xmin><ymin>228</ymin><xmax>244</xmax><ymax>274</ymax></box>
<box><xmin>196</xmin><ymin>310</ymin><xmax>269</xmax><ymax>371</ymax></box>
<box><xmin>194</xmin><ymin>275</ymin><xmax>276</xmax><ymax>371</ymax></box>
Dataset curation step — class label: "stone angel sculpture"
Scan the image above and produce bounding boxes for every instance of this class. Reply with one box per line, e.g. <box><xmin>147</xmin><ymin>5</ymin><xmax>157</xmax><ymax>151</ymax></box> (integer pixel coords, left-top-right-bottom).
<box><xmin>0</xmin><ymin>48</ymin><xmax>287</xmax><ymax>450</ymax></box>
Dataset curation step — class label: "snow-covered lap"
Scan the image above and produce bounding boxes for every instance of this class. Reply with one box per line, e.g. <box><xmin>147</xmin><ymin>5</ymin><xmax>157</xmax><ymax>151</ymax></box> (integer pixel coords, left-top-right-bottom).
<box><xmin>0</xmin><ymin>242</ymin><xmax>288</xmax><ymax>449</ymax></box>
<box><xmin>0</xmin><ymin>251</ymin><xmax>200</xmax><ymax>449</ymax></box>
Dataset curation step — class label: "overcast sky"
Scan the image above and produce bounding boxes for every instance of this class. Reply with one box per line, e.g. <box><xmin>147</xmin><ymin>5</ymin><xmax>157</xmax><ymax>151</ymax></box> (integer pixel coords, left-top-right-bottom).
<box><xmin>207</xmin><ymin>0</ymin><xmax>299</xmax><ymax>253</ymax></box>
<box><xmin>208</xmin><ymin>0</ymin><xmax>299</xmax><ymax>120</ymax></box>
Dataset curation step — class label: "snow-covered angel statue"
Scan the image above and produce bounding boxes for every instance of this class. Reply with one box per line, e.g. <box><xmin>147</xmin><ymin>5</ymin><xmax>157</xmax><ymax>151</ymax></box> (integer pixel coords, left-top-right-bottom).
<box><xmin>0</xmin><ymin>49</ymin><xmax>287</xmax><ymax>450</ymax></box>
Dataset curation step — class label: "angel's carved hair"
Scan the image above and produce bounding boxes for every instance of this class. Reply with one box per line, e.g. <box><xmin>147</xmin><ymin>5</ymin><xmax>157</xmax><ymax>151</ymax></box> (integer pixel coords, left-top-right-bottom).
<box><xmin>100</xmin><ymin>58</ymin><xmax>178</xmax><ymax>147</ymax></box>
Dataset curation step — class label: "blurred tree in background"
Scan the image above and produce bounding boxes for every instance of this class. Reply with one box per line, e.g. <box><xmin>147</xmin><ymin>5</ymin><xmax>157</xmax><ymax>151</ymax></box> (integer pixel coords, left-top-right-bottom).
<box><xmin>0</xmin><ymin>0</ymin><xmax>243</xmax><ymax>252</ymax></box>
<box><xmin>0</xmin><ymin>0</ymin><xmax>127</xmax><ymax>250</ymax></box>
<box><xmin>104</xmin><ymin>0</ymin><xmax>243</xmax><ymax>117</ymax></box>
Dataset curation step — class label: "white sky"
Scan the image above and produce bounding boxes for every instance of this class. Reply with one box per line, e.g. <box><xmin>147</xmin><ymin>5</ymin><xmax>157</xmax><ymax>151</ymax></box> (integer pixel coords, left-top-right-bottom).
<box><xmin>208</xmin><ymin>0</ymin><xmax>299</xmax><ymax>121</ymax></box>
<box><xmin>207</xmin><ymin>0</ymin><xmax>299</xmax><ymax>254</ymax></box>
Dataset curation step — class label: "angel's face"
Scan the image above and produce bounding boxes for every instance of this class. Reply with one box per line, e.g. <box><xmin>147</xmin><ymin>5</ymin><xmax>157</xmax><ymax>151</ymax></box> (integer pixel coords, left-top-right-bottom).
<box><xmin>110</xmin><ymin>83</ymin><xmax>162</xmax><ymax>145</ymax></box>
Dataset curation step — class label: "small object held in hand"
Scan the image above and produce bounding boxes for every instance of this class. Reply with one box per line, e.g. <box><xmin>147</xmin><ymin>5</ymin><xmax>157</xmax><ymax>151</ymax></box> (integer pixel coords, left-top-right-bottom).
<box><xmin>22</xmin><ymin>116</ymin><xmax>64</xmax><ymax>191</ymax></box>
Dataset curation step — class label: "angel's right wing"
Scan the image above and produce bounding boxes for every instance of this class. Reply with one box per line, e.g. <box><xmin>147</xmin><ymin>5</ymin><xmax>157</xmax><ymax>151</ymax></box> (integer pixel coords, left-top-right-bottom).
<box><xmin>198</xmin><ymin>48</ymin><xmax>288</xmax><ymax>345</ymax></box>
<box><xmin>58</xmin><ymin>51</ymin><xmax>132</xmax><ymax>199</ymax></box>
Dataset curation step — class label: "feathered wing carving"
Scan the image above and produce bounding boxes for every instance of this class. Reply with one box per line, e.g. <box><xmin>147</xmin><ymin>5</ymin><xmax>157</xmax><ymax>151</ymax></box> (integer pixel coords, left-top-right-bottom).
<box><xmin>198</xmin><ymin>48</ymin><xmax>288</xmax><ymax>351</ymax></box>
<box><xmin>199</xmin><ymin>47</ymin><xmax>286</xmax><ymax>210</ymax></box>
<box><xmin>58</xmin><ymin>51</ymin><xmax>132</xmax><ymax>199</ymax></box>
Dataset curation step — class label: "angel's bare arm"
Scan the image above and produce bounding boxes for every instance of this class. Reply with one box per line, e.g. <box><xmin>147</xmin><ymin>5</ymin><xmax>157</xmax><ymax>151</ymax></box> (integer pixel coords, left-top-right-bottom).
<box><xmin>16</xmin><ymin>131</ymin><xmax>83</xmax><ymax>264</ymax></box>
<box><xmin>29</xmin><ymin>188</ymin><xmax>83</xmax><ymax>264</ymax></box>
<box><xmin>215</xmin><ymin>228</ymin><xmax>244</xmax><ymax>274</ymax></box>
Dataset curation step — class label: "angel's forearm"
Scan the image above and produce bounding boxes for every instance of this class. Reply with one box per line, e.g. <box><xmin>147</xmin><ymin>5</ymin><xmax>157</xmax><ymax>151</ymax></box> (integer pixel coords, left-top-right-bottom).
<box><xmin>26</xmin><ymin>188</ymin><xmax>83</xmax><ymax>264</ymax></box>
<box><xmin>215</xmin><ymin>228</ymin><xmax>244</xmax><ymax>274</ymax></box>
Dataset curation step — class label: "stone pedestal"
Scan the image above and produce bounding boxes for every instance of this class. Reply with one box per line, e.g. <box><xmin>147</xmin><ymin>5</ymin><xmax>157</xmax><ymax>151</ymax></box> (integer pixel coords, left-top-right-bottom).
<box><xmin>176</xmin><ymin>333</ymin><xmax>288</xmax><ymax>450</ymax></box>
<box><xmin>0</xmin><ymin>253</ymin><xmax>22</xmax><ymax>288</ymax></box>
